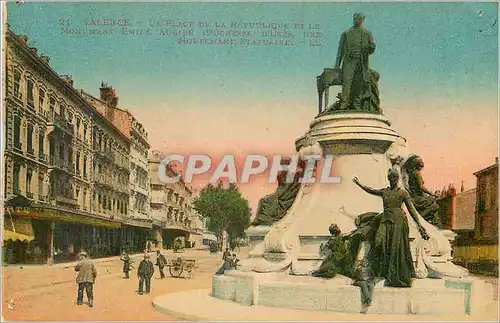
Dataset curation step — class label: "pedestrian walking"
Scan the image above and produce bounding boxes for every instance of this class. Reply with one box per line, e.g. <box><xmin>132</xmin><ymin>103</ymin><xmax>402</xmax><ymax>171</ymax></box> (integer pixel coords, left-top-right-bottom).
<box><xmin>120</xmin><ymin>251</ymin><xmax>131</xmax><ymax>279</ymax></box>
<box><xmin>75</xmin><ymin>251</ymin><xmax>97</xmax><ymax>307</ymax></box>
<box><xmin>222</xmin><ymin>248</ymin><xmax>231</xmax><ymax>261</ymax></box>
<box><xmin>156</xmin><ymin>250</ymin><xmax>167</xmax><ymax>279</ymax></box>
<box><xmin>137</xmin><ymin>254</ymin><xmax>154</xmax><ymax>295</ymax></box>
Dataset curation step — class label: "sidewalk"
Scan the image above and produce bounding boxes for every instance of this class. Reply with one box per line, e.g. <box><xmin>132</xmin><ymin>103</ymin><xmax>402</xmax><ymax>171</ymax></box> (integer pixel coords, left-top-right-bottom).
<box><xmin>3</xmin><ymin>250</ymin><xmax>172</xmax><ymax>269</ymax></box>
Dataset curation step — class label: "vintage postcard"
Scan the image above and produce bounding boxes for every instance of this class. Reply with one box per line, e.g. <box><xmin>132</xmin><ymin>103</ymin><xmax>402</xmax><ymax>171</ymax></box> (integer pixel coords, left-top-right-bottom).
<box><xmin>1</xmin><ymin>0</ymin><xmax>498</xmax><ymax>321</ymax></box>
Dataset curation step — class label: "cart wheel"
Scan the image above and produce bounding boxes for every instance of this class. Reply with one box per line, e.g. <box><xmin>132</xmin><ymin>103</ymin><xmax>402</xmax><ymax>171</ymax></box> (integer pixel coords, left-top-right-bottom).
<box><xmin>184</xmin><ymin>262</ymin><xmax>194</xmax><ymax>278</ymax></box>
<box><xmin>169</xmin><ymin>265</ymin><xmax>183</xmax><ymax>277</ymax></box>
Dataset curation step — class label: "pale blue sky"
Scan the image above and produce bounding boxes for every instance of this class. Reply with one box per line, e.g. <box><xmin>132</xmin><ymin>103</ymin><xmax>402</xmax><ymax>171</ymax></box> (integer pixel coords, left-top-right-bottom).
<box><xmin>6</xmin><ymin>2</ymin><xmax>499</xmax><ymax>204</ymax></box>
<box><xmin>7</xmin><ymin>2</ymin><xmax>498</xmax><ymax>107</ymax></box>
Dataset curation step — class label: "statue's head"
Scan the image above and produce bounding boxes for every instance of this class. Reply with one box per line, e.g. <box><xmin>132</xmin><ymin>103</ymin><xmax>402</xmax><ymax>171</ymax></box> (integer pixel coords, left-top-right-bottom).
<box><xmin>415</xmin><ymin>157</ymin><xmax>424</xmax><ymax>170</ymax></box>
<box><xmin>329</xmin><ymin>224</ymin><xmax>341</xmax><ymax>236</ymax></box>
<box><xmin>353</xmin><ymin>13</ymin><xmax>365</xmax><ymax>27</ymax></box>
<box><xmin>387</xmin><ymin>168</ymin><xmax>400</xmax><ymax>187</ymax></box>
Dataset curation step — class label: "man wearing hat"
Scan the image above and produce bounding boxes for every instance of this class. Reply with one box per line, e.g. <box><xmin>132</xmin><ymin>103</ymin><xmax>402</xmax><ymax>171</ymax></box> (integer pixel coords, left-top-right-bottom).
<box><xmin>155</xmin><ymin>250</ymin><xmax>167</xmax><ymax>279</ymax></box>
<box><xmin>120</xmin><ymin>251</ymin><xmax>131</xmax><ymax>279</ymax></box>
<box><xmin>75</xmin><ymin>251</ymin><xmax>97</xmax><ymax>307</ymax></box>
<box><xmin>137</xmin><ymin>254</ymin><xmax>154</xmax><ymax>295</ymax></box>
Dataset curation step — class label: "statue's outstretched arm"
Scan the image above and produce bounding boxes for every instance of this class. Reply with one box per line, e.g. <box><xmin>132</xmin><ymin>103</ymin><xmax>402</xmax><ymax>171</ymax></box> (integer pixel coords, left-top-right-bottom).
<box><xmin>352</xmin><ymin>177</ymin><xmax>383</xmax><ymax>196</ymax></box>
<box><xmin>403</xmin><ymin>194</ymin><xmax>430</xmax><ymax>240</ymax></box>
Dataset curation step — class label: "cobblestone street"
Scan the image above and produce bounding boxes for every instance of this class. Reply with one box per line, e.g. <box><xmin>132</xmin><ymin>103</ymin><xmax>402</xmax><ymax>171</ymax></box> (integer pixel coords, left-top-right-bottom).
<box><xmin>2</xmin><ymin>248</ymin><xmax>498</xmax><ymax>321</ymax></box>
<box><xmin>2</xmin><ymin>249</ymin><xmax>224</xmax><ymax>321</ymax></box>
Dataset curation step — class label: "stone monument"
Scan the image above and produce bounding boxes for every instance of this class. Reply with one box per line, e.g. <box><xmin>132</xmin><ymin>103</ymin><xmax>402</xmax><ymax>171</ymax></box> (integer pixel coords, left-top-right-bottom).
<box><xmin>154</xmin><ymin>13</ymin><xmax>493</xmax><ymax>318</ymax></box>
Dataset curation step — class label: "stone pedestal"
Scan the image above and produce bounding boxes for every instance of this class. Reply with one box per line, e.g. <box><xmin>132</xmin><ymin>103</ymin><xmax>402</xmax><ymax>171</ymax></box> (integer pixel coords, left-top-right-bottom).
<box><xmin>216</xmin><ymin>112</ymin><xmax>470</xmax><ymax>317</ymax></box>
<box><xmin>210</xmin><ymin>271</ymin><xmax>492</xmax><ymax>316</ymax></box>
<box><xmin>243</xmin><ymin>113</ymin><xmax>404</xmax><ymax>273</ymax></box>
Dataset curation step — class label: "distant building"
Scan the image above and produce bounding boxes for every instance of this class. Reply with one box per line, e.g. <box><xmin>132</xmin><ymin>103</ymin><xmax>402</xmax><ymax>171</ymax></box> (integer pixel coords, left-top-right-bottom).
<box><xmin>437</xmin><ymin>186</ymin><xmax>476</xmax><ymax>233</ymax></box>
<box><xmin>148</xmin><ymin>151</ymin><xmax>203</xmax><ymax>249</ymax></box>
<box><xmin>473</xmin><ymin>158</ymin><xmax>498</xmax><ymax>243</ymax></box>
<box><xmin>437</xmin><ymin>158</ymin><xmax>498</xmax><ymax>275</ymax></box>
<box><xmin>81</xmin><ymin>85</ymin><xmax>153</xmax><ymax>252</ymax></box>
<box><xmin>3</xmin><ymin>29</ymin><xmax>155</xmax><ymax>264</ymax></box>
<box><xmin>3</xmin><ymin>30</ymin><xmax>125</xmax><ymax>264</ymax></box>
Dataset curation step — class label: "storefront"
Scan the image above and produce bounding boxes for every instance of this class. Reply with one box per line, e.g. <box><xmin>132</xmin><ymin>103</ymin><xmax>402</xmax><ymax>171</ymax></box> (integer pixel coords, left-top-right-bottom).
<box><xmin>53</xmin><ymin>222</ymin><xmax>122</xmax><ymax>263</ymax></box>
<box><xmin>120</xmin><ymin>217</ymin><xmax>153</xmax><ymax>253</ymax></box>
<box><xmin>3</xmin><ymin>212</ymin><xmax>42</xmax><ymax>264</ymax></box>
<box><xmin>4</xmin><ymin>204</ymin><xmax>122</xmax><ymax>264</ymax></box>
<box><xmin>162</xmin><ymin>227</ymin><xmax>190</xmax><ymax>250</ymax></box>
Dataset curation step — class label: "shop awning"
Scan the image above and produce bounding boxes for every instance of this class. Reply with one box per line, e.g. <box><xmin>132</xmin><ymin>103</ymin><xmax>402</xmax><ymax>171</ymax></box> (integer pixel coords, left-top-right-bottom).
<box><xmin>3</xmin><ymin>213</ymin><xmax>35</xmax><ymax>242</ymax></box>
<box><xmin>121</xmin><ymin>218</ymin><xmax>153</xmax><ymax>229</ymax></box>
<box><xmin>202</xmin><ymin>233</ymin><xmax>217</xmax><ymax>241</ymax></box>
<box><xmin>3</xmin><ymin>230</ymin><xmax>35</xmax><ymax>242</ymax></box>
<box><xmin>6</xmin><ymin>206</ymin><xmax>121</xmax><ymax>229</ymax></box>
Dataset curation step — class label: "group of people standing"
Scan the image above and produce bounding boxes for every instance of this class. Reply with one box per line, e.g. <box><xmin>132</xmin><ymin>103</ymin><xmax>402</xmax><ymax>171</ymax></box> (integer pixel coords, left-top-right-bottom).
<box><xmin>120</xmin><ymin>250</ymin><xmax>168</xmax><ymax>294</ymax></box>
<box><xmin>73</xmin><ymin>249</ymin><xmax>169</xmax><ymax>307</ymax></box>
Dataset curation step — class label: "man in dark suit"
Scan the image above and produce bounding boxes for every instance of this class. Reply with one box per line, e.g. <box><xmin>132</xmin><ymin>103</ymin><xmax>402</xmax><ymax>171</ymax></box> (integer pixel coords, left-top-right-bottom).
<box><xmin>137</xmin><ymin>254</ymin><xmax>154</xmax><ymax>295</ymax></box>
<box><xmin>335</xmin><ymin>13</ymin><xmax>376</xmax><ymax>110</ymax></box>
<box><xmin>121</xmin><ymin>251</ymin><xmax>131</xmax><ymax>279</ymax></box>
<box><xmin>156</xmin><ymin>250</ymin><xmax>167</xmax><ymax>279</ymax></box>
<box><xmin>75</xmin><ymin>251</ymin><xmax>97</xmax><ymax>307</ymax></box>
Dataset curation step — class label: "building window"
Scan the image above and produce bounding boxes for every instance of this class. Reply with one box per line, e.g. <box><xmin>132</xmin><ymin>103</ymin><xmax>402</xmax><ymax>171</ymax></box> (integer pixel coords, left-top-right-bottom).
<box><xmin>83</xmin><ymin>189</ymin><xmax>87</xmax><ymax>209</ymax></box>
<box><xmin>13</xmin><ymin>164</ymin><xmax>21</xmax><ymax>195</ymax></box>
<box><xmin>26</xmin><ymin>169</ymin><xmax>33</xmax><ymax>195</ymax></box>
<box><xmin>27</xmin><ymin>79</ymin><xmax>34</xmax><ymax>108</ymax></box>
<box><xmin>38</xmin><ymin>88</ymin><xmax>45</xmax><ymax>112</ymax></box>
<box><xmin>38</xmin><ymin>132</ymin><xmax>44</xmax><ymax>156</ymax></box>
<box><xmin>13</xmin><ymin>70</ymin><xmax>21</xmax><ymax>99</ymax></box>
<box><xmin>13</xmin><ymin>115</ymin><xmax>21</xmax><ymax>149</ymax></box>
<box><xmin>68</xmin><ymin>147</ymin><xmax>73</xmax><ymax>165</ymax></box>
<box><xmin>59</xmin><ymin>144</ymin><xmax>64</xmax><ymax>160</ymax></box>
<box><xmin>49</xmin><ymin>97</ymin><xmax>55</xmax><ymax>112</ymax></box>
<box><xmin>27</xmin><ymin>123</ymin><xmax>34</xmax><ymax>155</ymax></box>
<box><xmin>76</xmin><ymin>118</ymin><xmax>81</xmax><ymax>136</ymax></box>
<box><xmin>76</xmin><ymin>152</ymin><xmax>80</xmax><ymax>174</ymax></box>
<box><xmin>83</xmin><ymin>155</ymin><xmax>87</xmax><ymax>178</ymax></box>
<box><xmin>83</xmin><ymin>123</ymin><xmax>87</xmax><ymax>141</ymax></box>
<box><xmin>38</xmin><ymin>173</ymin><xmax>44</xmax><ymax>200</ymax></box>
<box><xmin>60</xmin><ymin>104</ymin><xmax>66</xmax><ymax>118</ymax></box>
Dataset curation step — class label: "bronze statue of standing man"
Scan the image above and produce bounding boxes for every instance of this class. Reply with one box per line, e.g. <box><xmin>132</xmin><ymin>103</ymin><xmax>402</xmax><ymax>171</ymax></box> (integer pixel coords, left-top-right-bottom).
<box><xmin>335</xmin><ymin>13</ymin><xmax>376</xmax><ymax>110</ymax></box>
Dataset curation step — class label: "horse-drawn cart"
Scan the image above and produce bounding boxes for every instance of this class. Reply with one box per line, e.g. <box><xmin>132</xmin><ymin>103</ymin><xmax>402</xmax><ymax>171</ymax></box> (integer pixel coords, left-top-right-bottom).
<box><xmin>166</xmin><ymin>257</ymin><xmax>196</xmax><ymax>278</ymax></box>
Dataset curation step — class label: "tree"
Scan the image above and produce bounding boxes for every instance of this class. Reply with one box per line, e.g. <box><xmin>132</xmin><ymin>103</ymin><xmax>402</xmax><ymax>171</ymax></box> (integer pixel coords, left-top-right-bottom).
<box><xmin>193</xmin><ymin>182</ymin><xmax>252</xmax><ymax>251</ymax></box>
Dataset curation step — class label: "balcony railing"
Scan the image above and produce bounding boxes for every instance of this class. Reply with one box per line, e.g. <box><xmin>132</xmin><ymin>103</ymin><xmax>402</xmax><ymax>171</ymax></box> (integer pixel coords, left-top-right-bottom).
<box><xmin>13</xmin><ymin>141</ymin><xmax>22</xmax><ymax>152</ymax></box>
<box><xmin>49</xmin><ymin>155</ymin><xmax>73</xmax><ymax>173</ymax></box>
<box><xmin>12</xmin><ymin>90</ymin><xmax>22</xmax><ymax>104</ymax></box>
<box><xmin>55</xmin><ymin>195</ymin><xmax>78</xmax><ymax>206</ymax></box>
<box><xmin>94</xmin><ymin>174</ymin><xmax>129</xmax><ymax>193</ymax></box>
<box><xmin>13</xmin><ymin>187</ymin><xmax>21</xmax><ymax>195</ymax></box>
<box><xmin>26</xmin><ymin>191</ymin><xmax>34</xmax><ymax>199</ymax></box>
<box><xmin>95</xmin><ymin>149</ymin><xmax>115</xmax><ymax>161</ymax></box>
<box><xmin>46</xmin><ymin>110</ymin><xmax>73</xmax><ymax>134</ymax></box>
<box><xmin>27</xmin><ymin>99</ymin><xmax>35</xmax><ymax>110</ymax></box>
<box><xmin>27</xmin><ymin>147</ymin><xmax>35</xmax><ymax>157</ymax></box>
<box><xmin>38</xmin><ymin>152</ymin><xmax>48</xmax><ymax>164</ymax></box>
